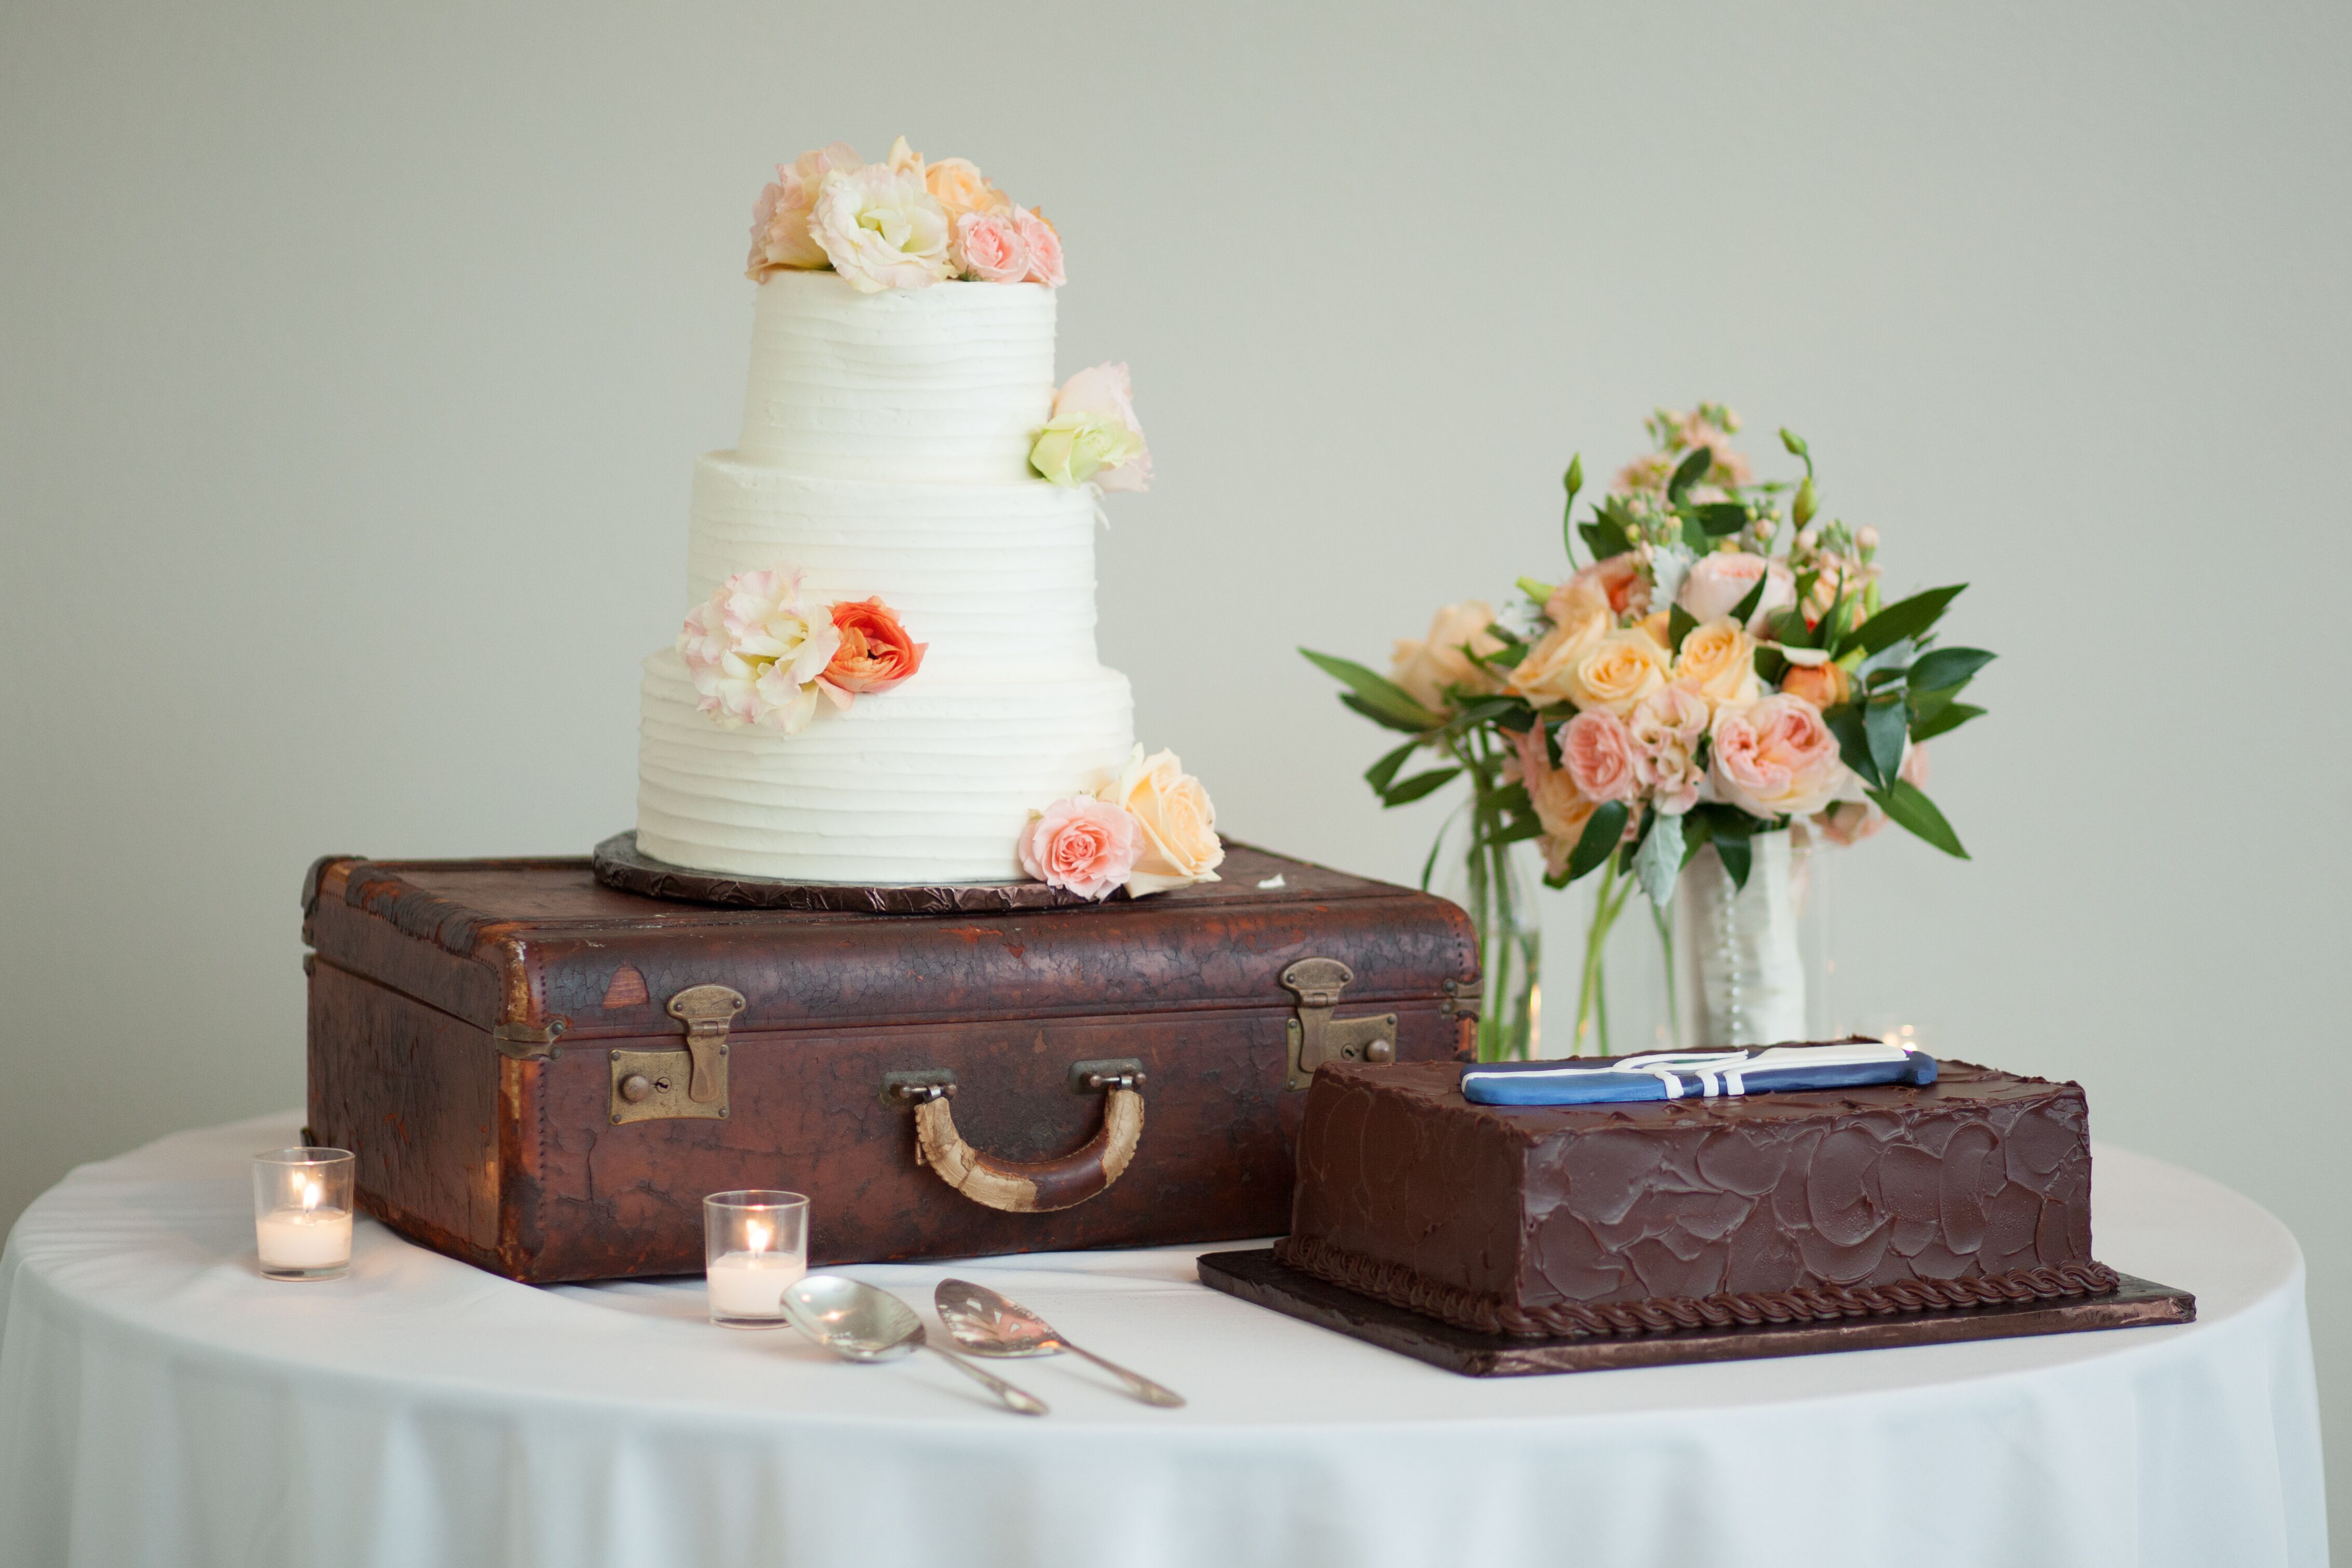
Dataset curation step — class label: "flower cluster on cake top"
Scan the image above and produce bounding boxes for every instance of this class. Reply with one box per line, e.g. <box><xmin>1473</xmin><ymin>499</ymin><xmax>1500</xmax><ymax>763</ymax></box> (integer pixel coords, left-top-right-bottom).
<box><xmin>749</xmin><ymin>137</ymin><xmax>1064</xmax><ymax>294</ymax></box>
<box><xmin>678</xmin><ymin>567</ymin><xmax>925</xmax><ymax>733</ymax></box>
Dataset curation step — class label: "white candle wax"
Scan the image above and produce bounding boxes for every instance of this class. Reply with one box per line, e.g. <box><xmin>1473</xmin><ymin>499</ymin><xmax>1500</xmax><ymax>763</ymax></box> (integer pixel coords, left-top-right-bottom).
<box><xmin>706</xmin><ymin>1250</ymin><xmax>804</xmax><ymax>1318</ymax></box>
<box><xmin>257</xmin><ymin>1207</ymin><xmax>353</xmax><ymax>1270</ymax></box>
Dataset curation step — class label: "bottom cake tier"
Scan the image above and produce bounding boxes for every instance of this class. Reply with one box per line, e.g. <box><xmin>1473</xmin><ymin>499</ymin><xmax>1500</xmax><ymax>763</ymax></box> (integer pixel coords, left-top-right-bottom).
<box><xmin>1281</xmin><ymin>1056</ymin><xmax>2102</xmax><ymax>1337</ymax></box>
<box><xmin>635</xmin><ymin>647</ymin><xmax>1135</xmax><ymax>883</ymax></box>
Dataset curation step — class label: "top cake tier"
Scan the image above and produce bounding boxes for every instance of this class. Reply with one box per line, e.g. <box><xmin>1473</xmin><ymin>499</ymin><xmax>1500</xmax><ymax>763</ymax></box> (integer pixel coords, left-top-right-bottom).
<box><xmin>737</xmin><ymin>271</ymin><xmax>1058</xmax><ymax>484</ymax></box>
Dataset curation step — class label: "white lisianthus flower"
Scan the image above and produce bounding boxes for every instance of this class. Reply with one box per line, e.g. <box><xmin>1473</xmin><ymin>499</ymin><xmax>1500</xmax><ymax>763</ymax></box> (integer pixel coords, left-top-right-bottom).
<box><xmin>809</xmin><ymin>165</ymin><xmax>955</xmax><ymax>293</ymax></box>
<box><xmin>677</xmin><ymin>567</ymin><xmax>844</xmax><ymax>734</ymax></box>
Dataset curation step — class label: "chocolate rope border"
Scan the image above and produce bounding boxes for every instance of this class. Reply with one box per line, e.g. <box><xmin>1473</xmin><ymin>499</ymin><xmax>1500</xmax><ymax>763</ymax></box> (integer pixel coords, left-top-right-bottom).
<box><xmin>1270</xmin><ymin>1234</ymin><xmax>2123</xmax><ymax>1340</ymax></box>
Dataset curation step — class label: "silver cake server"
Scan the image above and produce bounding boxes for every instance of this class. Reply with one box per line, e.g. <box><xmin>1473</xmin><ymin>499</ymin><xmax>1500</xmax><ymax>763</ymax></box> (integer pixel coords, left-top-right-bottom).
<box><xmin>934</xmin><ymin>1277</ymin><xmax>1185</xmax><ymax>1408</ymax></box>
<box><xmin>781</xmin><ymin>1274</ymin><xmax>1048</xmax><ymax>1416</ymax></box>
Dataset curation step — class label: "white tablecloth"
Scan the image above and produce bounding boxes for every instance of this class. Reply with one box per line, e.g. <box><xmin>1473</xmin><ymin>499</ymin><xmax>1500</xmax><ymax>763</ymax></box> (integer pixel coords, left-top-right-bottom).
<box><xmin>0</xmin><ymin>1113</ymin><xmax>2326</xmax><ymax>1568</ymax></box>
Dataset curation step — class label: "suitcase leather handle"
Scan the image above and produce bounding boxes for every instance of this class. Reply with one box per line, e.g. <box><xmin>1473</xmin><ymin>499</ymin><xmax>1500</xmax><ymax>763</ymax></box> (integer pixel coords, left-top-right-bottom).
<box><xmin>903</xmin><ymin>1072</ymin><xmax>1145</xmax><ymax>1214</ymax></box>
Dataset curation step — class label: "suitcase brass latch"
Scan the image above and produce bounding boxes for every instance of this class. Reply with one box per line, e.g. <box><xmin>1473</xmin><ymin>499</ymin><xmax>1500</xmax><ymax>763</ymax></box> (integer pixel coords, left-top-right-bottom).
<box><xmin>608</xmin><ymin>984</ymin><xmax>743</xmax><ymax>1125</ymax></box>
<box><xmin>1282</xmin><ymin>958</ymin><xmax>1397</xmax><ymax>1091</ymax></box>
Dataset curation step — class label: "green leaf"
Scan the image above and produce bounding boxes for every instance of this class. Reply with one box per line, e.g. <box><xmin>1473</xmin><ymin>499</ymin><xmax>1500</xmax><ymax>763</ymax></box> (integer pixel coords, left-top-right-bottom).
<box><xmin>1908</xmin><ymin>646</ymin><xmax>1996</xmax><ymax>693</ymax></box>
<box><xmin>1301</xmin><ymin>648</ymin><xmax>1444</xmax><ymax>730</ymax></box>
<box><xmin>1632</xmin><ymin>809</ymin><xmax>1684</xmax><ymax>905</ymax></box>
<box><xmin>1865</xmin><ymin>693</ymin><xmax>1908</xmax><ymax>786</ymax></box>
<box><xmin>1667</xmin><ymin>446</ymin><xmax>1713</xmax><ymax>503</ymax></box>
<box><xmin>1482</xmin><ymin>814</ymin><xmax>1547</xmax><ymax>848</ymax></box>
<box><xmin>1667</xmin><ymin>604</ymin><xmax>1698</xmax><ymax>653</ymax></box>
<box><xmin>1382</xmin><ymin>767</ymin><xmax>1462</xmax><ymax>807</ymax></box>
<box><xmin>1728</xmin><ymin>571</ymin><xmax>1769</xmax><ymax>627</ymax></box>
<box><xmin>1909</xmin><ymin>700</ymin><xmax>1986</xmax><ymax>744</ymax></box>
<box><xmin>1565</xmin><ymin>801</ymin><xmax>1630</xmax><ymax>882</ymax></box>
<box><xmin>1818</xmin><ymin>592</ymin><xmax>1860</xmax><ymax>656</ymax></box>
<box><xmin>1446</xmin><ymin>696</ymin><xmax>1528</xmax><ymax>734</ymax></box>
<box><xmin>1850</xmin><ymin>585</ymin><xmax>1966</xmax><ymax>658</ymax></box>
<box><xmin>1716</xmin><ymin>830</ymin><xmax>1752</xmax><ymax>890</ymax></box>
<box><xmin>1853</xmin><ymin>637</ymin><xmax>1916</xmax><ymax>685</ymax></box>
<box><xmin>1821</xmin><ymin>701</ymin><xmax>1881</xmax><ymax>788</ymax></box>
<box><xmin>1767</xmin><ymin>605</ymin><xmax>1814</xmax><ymax>649</ymax></box>
<box><xmin>1339</xmin><ymin>692</ymin><xmax>1436</xmax><ymax>734</ymax></box>
<box><xmin>1753</xmin><ymin>645</ymin><xmax>1789</xmax><ymax>685</ymax></box>
<box><xmin>1688</xmin><ymin>501</ymin><xmax>1749</xmax><ymax>537</ymax></box>
<box><xmin>1364</xmin><ymin>739</ymin><xmax>1419</xmax><ymax>795</ymax></box>
<box><xmin>1867</xmin><ymin>780</ymin><xmax>1970</xmax><ymax>859</ymax></box>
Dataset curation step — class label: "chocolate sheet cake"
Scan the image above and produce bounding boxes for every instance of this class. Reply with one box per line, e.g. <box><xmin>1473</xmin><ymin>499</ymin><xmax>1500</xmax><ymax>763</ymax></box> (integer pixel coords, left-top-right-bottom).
<box><xmin>1276</xmin><ymin>1055</ymin><xmax>2119</xmax><ymax>1338</ymax></box>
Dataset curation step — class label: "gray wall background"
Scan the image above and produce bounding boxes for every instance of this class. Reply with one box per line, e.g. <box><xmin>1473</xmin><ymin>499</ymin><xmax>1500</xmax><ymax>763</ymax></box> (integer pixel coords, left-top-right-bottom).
<box><xmin>4</xmin><ymin>0</ymin><xmax>2343</xmax><ymax>1550</ymax></box>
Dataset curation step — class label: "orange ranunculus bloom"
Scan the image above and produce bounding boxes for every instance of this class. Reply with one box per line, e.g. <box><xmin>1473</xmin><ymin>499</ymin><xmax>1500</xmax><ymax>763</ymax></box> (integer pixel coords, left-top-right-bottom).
<box><xmin>822</xmin><ymin>598</ymin><xmax>926</xmax><ymax>695</ymax></box>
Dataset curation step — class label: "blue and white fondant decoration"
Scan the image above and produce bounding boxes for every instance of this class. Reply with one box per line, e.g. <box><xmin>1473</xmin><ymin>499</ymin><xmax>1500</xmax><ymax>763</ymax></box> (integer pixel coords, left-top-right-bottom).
<box><xmin>1460</xmin><ymin>1040</ymin><xmax>1936</xmax><ymax>1107</ymax></box>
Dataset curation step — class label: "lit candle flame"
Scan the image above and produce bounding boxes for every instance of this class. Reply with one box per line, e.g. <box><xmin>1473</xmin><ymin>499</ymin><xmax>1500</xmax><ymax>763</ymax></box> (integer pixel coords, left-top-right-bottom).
<box><xmin>300</xmin><ymin>1178</ymin><xmax>322</xmax><ymax>1213</ymax></box>
<box><xmin>746</xmin><ymin>1218</ymin><xmax>772</xmax><ymax>1254</ymax></box>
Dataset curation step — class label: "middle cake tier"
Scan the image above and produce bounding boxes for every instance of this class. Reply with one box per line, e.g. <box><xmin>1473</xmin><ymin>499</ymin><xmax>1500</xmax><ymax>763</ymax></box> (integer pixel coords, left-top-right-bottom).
<box><xmin>689</xmin><ymin>455</ymin><xmax>1106</xmax><ymax>675</ymax></box>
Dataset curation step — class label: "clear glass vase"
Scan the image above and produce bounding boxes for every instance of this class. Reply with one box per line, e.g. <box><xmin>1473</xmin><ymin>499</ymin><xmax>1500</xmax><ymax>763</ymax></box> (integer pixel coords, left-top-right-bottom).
<box><xmin>1432</xmin><ymin>813</ymin><xmax>1543</xmax><ymax>1063</ymax></box>
<box><xmin>1669</xmin><ymin>829</ymin><xmax>1815</xmax><ymax>1048</ymax></box>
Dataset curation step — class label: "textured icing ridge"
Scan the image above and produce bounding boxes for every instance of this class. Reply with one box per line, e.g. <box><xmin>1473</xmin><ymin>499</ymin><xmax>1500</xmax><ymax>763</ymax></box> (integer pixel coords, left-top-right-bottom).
<box><xmin>1271</xmin><ymin>1232</ymin><xmax>2121</xmax><ymax>1338</ymax></box>
<box><xmin>737</xmin><ymin>271</ymin><xmax>1058</xmax><ymax>483</ymax></box>
<box><xmin>636</xmin><ymin>650</ymin><xmax>1134</xmax><ymax>883</ymax></box>
<box><xmin>688</xmin><ymin>457</ymin><xmax>1103</xmax><ymax>676</ymax></box>
<box><xmin>1288</xmin><ymin>1057</ymin><xmax>2097</xmax><ymax>1318</ymax></box>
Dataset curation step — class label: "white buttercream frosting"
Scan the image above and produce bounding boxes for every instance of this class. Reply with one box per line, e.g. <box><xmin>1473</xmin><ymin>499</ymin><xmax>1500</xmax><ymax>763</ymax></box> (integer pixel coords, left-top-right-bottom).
<box><xmin>688</xmin><ymin>456</ymin><xmax>1102</xmax><ymax>676</ymax></box>
<box><xmin>635</xmin><ymin>264</ymin><xmax>1141</xmax><ymax>884</ymax></box>
<box><xmin>737</xmin><ymin>271</ymin><xmax>1057</xmax><ymax>484</ymax></box>
<box><xmin>637</xmin><ymin>649</ymin><xmax>1134</xmax><ymax>883</ymax></box>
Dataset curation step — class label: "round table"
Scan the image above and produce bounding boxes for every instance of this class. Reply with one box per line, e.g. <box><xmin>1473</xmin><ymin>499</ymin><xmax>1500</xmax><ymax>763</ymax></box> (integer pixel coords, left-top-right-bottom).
<box><xmin>0</xmin><ymin>1115</ymin><xmax>2326</xmax><ymax>1568</ymax></box>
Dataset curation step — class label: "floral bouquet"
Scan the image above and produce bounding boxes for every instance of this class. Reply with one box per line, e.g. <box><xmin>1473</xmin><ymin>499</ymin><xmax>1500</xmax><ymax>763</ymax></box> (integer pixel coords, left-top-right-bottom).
<box><xmin>1303</xmin><ymin>405</ymin><xmax>1991</xmax><ymax>1062</ymax></box>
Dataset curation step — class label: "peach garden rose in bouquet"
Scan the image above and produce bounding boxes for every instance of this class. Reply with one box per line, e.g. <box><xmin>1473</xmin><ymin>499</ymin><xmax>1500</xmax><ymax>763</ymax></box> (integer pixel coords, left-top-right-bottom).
<box><xmin>1304</xmin><ymin>404</ymin><xmax>1993</xmax><ymax>1061</ymax></box>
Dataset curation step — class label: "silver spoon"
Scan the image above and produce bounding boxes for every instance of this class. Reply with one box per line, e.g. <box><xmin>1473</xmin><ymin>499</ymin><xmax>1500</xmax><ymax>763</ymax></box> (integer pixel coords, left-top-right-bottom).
<box><xmin>934</xmin><ymin>1278</ymin><xmax>1185</xmax><ymax>1408</ymax></box>
<box><xmin>781</xmin><ymin>1274</ymin><xmax>1048</xmax><ymax>1416</ymax></box>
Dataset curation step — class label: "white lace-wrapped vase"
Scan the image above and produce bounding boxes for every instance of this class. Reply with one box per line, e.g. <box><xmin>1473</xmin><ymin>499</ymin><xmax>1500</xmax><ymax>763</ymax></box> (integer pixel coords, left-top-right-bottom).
<box><xmin>1671</xmin><ymin>830</ymin><xmax>1811</xmax><ymax>1048</ymax></box>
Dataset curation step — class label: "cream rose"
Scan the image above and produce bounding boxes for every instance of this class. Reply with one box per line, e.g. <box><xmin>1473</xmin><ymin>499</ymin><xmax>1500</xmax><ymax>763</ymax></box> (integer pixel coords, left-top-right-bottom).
<box><xmin>1777</xmin><ymin>658</ymin><xmax>1850</xmax><ymax>710</ymax></box>
<box><xmin>1672</xmin><ymin>617</ymin><xmax>1762</xmax><ymax>710</ymax></box>
<box><xmin>1562</xmin><ymin>628</ymin><xmax>1670</xmax><ymax>717</ymax></box>
<box><xmin>1393</xmin><ymin>601</ymin><xmax>1505</xmax><ymax>712</ymax></box>
<box><xmin>1709</xmin><ymin>694</ymin><xmax>1852</xmax><ymax>819</ymax></box>
<box><xmin>1504</xmin><ymin>583</ymin><xmax>1610</xmax><ymax>708</ymax></box>
<box><xmin>1103</xmin><ymin>746</ymin><xmax>1223</xmax><ymax>896</ymax></box>
<box><xmin>1680</xmin><ymin>552</ymin><xmax>1794</xmax><ymax>629</ymax></box>
<box><xmin>926</xmin><ymin>156</ymin><xmax>1013</xmax><ymax>222</ymax></box>
<box><xmin>808</xmin><ymin>164</ymin><xmax>955</xmax><ymax>293</ymax></box>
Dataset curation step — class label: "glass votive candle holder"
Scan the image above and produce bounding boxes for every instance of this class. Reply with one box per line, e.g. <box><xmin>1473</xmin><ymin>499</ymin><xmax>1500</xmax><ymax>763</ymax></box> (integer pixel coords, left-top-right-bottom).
<box><xmin>704</xmin><ymin>1190</ymin><xmax>808</xmax><ymax>1328</ymax></box>
<box><xmin>252</xmin><ymin>1148</ymin><xmax>356</xmax><ymax>1281</ymax></box>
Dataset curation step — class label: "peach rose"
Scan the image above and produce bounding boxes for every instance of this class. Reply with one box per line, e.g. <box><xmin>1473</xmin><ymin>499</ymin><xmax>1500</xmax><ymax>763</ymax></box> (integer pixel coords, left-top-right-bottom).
<box><xmin>1019</xmin><ymin>796</ymin><xmax>1141</xmax><ymax>901</ymax></box>
<box><xmin>1628</xmin><ymin>683</ymin><xmax>1710</xmax><ymax>815</ymax></box>
<box><xmin>1710</xmin><ymin>694</ymin><xmax>1851</xmax><ymax>819</ymax></box>
<box><xmin>1104</xmin><ymin>745</ymin><xmax>1223</xmax><ymax>896</ymax></box>
<box><xmin>1504</xmin><ymin>584</ymin><xmax>1610</xmax><ymax>708</ymax></box>
<box><xmin>1777</xmin><ymin>658</ymin><xmax>1850</xmax><ymax>709</ymax></box>
<box><xmin>1508</xmin><ymin>726</ymin><xmax>1598</xmax><ymax>879</ymax></box>
<box><xmin>1813</xmin><ymin>801</ymin><xmax>1885</xmax><ymax>846</ymax></box>
<box><xmin>822</xmin><ymin>598</ymin><xmax>927</xmax><ymax>695</ymax></box>
<box><xmin>1672</xmin><ymin>618</ymin><xmax>1762</xmax><ymax>710</ymax></box>
<box><xmin>1562</xmin><ymin>709</ymin><xmax>1638</xmax><ymax>803</ymax></box>
<box><xmin>925</xmin><ymin>156</ymin><xmax>1013</xmax><ymax>222</ymax></box>
<box><xmin>953</xmin><ymin>211</ymin><xmax>1030</xmax><ymax>283</ymax></box>
<box><xmin>746</xmin><ymin>142</ymin><xmax>863</xmax><ymax>278</ymax></box>
<box><xmin>1563</xmin><ymin>628</ymin><xmax>1670</xmax><ymax>717</ymax></box>
<box><xmin>1016</xmin><ymin>208</ymin><xmax>1065</xmax><ymax>286</ymax></box>
<box><xmin>1679</xmin><ymin>551</ymin><xmax>1794</xmax><ymax>629</ymax></box>
<box><xmin>1559</xmin><ymin>553</ymin><xmax>1648</xmax><ymax>619</ymax></box>
<box><xmin>1394</xmin><ymin>601</ymin><xmax>1505</xmax><ymax>712</ymax></box>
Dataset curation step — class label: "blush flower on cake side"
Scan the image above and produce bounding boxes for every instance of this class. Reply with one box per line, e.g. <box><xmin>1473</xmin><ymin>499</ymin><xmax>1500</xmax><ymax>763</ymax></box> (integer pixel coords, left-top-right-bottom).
<box><xmin>676</xmin><ymin>568</ymin><xmax>923</xmax><ymax>733</ymax></box>
<box><xmin>1031</xmin><ymin>363</ymin><xmax>1150</xmax><ymax>491</ymax></box>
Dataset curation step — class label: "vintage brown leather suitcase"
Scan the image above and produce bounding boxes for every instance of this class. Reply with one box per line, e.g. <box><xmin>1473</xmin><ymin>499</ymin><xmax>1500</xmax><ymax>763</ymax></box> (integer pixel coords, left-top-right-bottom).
<box><xmin>302</xmin><ymin>844</ymin><xmax>1477</xmax><ymax>1283</ymax></box>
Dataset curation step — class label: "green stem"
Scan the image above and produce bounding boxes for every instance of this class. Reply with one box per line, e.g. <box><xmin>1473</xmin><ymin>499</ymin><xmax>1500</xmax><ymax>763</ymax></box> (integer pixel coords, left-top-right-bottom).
<box><xmin>1653</xmin><ymin>898</ymin><xmax>1682</xmax><ymax>1050</ymax></box>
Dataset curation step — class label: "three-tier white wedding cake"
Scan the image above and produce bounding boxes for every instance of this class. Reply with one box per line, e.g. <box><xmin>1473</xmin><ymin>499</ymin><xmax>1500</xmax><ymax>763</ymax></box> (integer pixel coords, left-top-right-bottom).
<box><xmin>633</xmin><ymin>139</ymin><xmax>1216</xmax><ymax>897</ymax></box>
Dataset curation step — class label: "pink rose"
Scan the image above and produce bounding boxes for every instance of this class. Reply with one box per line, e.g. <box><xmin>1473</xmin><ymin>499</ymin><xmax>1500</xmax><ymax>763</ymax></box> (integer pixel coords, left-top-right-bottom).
<box><xmin>1679</xmin><ymin>552</ymin><xmax>1794</xmax><ymax>630</ymax></box>
<box><xmin>1504</xmin><ymin>726</ymin><xmax>1601</xmax><ymax>879</ymax></box>
<box><xmin>746</xmin><ymin>143</ymin><xmax>862</xmax><ymax>279</ymax></box>
<box><xmin>1709</xmin><ymin>693</ymin><xmax>1851</xmax><ymax>819</ymax></box>
<box><xmin>1562</xmin><ymin>710</ymin><xmax>1638</xmax><ymax>803</ymax></box>
<box><xmin>1016</xmin><ymin>208</ymin><xmax>1065</xmax><ymax>286</ymax></box>
<box><xmin>1018</xmin><ymin>796</ymin><xmax>1141</xmax><ymax>900</ymax></box>
<box><xmin>954</xmin><ymin>211</ymin><xmax>1031</xmax><ymax>284</ymax></box>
